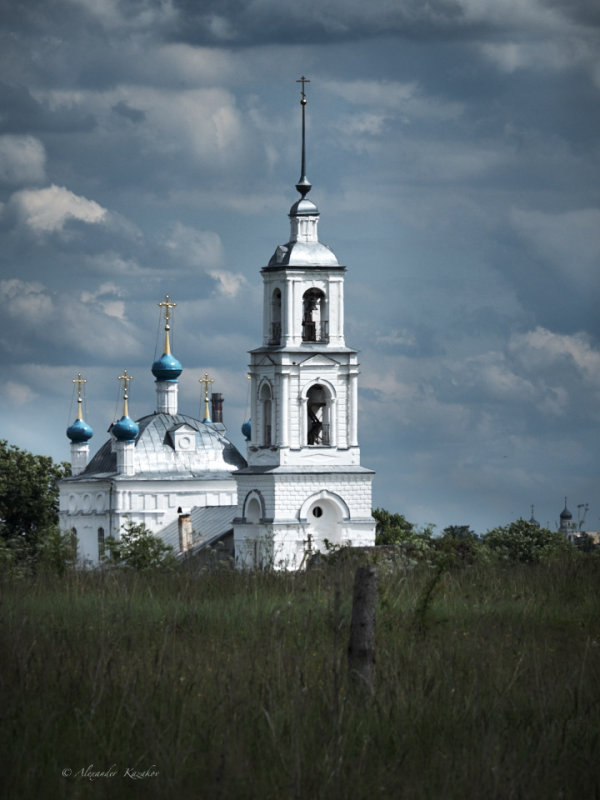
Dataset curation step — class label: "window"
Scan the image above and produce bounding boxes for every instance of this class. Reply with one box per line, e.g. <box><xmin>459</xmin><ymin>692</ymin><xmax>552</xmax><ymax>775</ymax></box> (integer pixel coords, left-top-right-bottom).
<box><xmin>307</xmin><ymin>384</ymin><xmax>331</xmax><ymax>446</ymax></box>
<box><xmin>98</xmin><ymin>527</ymin><xmax>105</xmax><ymax>558</ymax></box>
<box><xmin>260</xmin><ymin>383</ymin><xmax>272</xmax><ymax>446</ymax></box>
<box><xmin>302</xmin><ymin>288</ymin><xmax>328</xmax><ymax>343</ymax></box>
<box><xmin>270</xmin><ymin>288</ymin><xmax>281</xmax><ymax>344</ymax></box>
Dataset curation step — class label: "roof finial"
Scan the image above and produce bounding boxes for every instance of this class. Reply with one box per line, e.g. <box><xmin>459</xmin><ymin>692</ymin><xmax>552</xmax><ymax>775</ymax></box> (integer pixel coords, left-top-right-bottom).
<box><xmin>118</xmin><ymin>369</ymin><xmax>134</xmax><ymax>418</ymax></box>
<box><xmin>158</xmin><ymin>294</ymin><xmax>176</xmax><ymax>355</ymax></box>
<box><xmin>295</xmin><ymin>76</ymin><xmax>311</xmax><ymax>198</ymax></box>
<box><xmin>199</xmin><ymin>371</ymin><xmax>214</xmax><ymax>423</ymax></box>
<box><xmin>73</xmin><ymin>372</ymin><xmax>87</xmax><ymax>421</ymax></box>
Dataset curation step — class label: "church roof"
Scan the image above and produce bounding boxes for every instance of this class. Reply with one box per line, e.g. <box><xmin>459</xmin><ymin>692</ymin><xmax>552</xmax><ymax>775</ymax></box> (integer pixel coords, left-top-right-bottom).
<box><xmin>65</xmin><ymin>412</ymin><xmax>246</xmax><ymax>481</ymax></box>
<box><xmin>159</xmin><ymin>505</ymin><xmax>236</xmax><ymax>552</ymax></box>
<box><xmin>267</xmin><ymin>240</ymin><xmax>339</xmax><ymax>268</ymax></box>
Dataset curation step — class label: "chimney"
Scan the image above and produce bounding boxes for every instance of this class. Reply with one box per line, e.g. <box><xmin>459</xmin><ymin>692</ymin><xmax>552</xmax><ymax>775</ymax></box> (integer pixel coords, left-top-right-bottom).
<box><xmin>211</xmin><ymin>392</ymin><xmax>224</xmax><ymax>424</ymax></box>
<box><xmin>178</xmin><ymin>513</ymin><xmax>193</xmax><ymax>554</ymax></box>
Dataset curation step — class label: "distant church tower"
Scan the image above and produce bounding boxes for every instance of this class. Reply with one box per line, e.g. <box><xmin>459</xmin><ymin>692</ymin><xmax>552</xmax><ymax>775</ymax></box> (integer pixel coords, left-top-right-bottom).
<box><xmin>233</xmin><ymin>78</ymin><xmax>376</xmax><ymax>569</ymax></box>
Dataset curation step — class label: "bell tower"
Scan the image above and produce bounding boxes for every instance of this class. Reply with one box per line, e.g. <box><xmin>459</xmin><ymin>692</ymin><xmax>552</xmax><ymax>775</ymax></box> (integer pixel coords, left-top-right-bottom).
<box><xmin>233</xmin><ymin>78</ymin><xmax>375</xmax><ymax>569</ymax></box>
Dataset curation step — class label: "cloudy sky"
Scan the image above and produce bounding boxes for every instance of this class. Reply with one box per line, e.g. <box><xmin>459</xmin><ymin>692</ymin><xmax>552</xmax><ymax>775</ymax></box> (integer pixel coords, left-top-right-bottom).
<box><xmin>1</xmin><ymin>0</ymin><xmax>599</xmax><ymax>533</ymax></box>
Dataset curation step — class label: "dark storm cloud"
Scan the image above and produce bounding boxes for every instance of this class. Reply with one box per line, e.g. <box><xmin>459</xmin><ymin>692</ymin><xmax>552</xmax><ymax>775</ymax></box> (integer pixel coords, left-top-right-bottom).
<box><xmin>0</xmin><ymin>83</ymin><xmax>96</xmax><ymax>134</ymax></box>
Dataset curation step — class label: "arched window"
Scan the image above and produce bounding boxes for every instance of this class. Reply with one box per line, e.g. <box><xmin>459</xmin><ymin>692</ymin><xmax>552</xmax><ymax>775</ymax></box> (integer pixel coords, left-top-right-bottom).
<box><xmin>307</xmin><ymin>384</ymin><xmax>331</xmax><ymax>446</ymax></box>
<box><xmin>302</xmin><ymin>288</ymin><xmax>328</xmax><ymax>343</ymax></box>
<box><xmin>260</xmin><ymin>383</ymin><xmax>272</xmax><ymax>446</ymax></box>
<box><xmin>246</xmin><ymin>497</ymin><xmax>261</xmax><ymax>523</ymax></box>
<box><xmin>98</xmin><ymin>527</ymin><xmax>105</xmax><ymax>558</ymax></box>
<box><xmin>270</xmin><ymin>288</ymin><xmax>281</xmax><ymax>344</ymax></box>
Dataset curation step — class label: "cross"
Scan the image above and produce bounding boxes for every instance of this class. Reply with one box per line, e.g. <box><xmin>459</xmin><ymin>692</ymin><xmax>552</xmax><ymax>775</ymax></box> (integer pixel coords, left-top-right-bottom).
<box><xmin>118</xmin><ymin>369</ymin><xmax>134</xmax><ymax>399</ymax></box>
<box><xmin>158</xmin><ymin>294</ymin><xmax>176</xmax><ymax>329</ymax></box>
<box><xmin>198</xmin><ymin>371</ymin><xmax>214</xmax><ymax>400</ymax></box>
<box><xmin>296</xmin><ymin>75</ymin><xmax>310</xmax><ymax>104</ymax></box>
<box><xmin>72</xmin><ymin>372</ymin><xmax>87</xmax><ymax>402</ymax></box>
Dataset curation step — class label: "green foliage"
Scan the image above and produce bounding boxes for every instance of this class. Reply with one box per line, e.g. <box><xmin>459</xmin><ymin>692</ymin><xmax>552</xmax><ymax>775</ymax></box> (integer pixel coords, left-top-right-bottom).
<box><xmin>442</xmin><ymin>525</ymin><xmax>479</xmax><ymax>540</ymax></box>
<box><xmin>103</xmin><ymin>520</ymin><xmax>177</xmax><ymax>571</ymax></box>
<box><xmin>0</xmin><ymin>440</ymin><xmax>70</xmax><ymax>560</ymax></box>
<box><xmin>483</xmin><ymin>518</ymin><xmax>570</xmax><ymax>563</ymax></box>
<box><xmin>373</xmin><ymin>507</ymin><xmax>434</xmax><ymax>546</ymax></box>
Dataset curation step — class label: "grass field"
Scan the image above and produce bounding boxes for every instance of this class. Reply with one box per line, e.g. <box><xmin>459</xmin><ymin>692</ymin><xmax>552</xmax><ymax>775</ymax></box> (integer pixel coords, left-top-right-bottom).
<box><xmin>1</xmin><ymin>556</ymin><xmax>599</xmax><ymax>799</ymax></box>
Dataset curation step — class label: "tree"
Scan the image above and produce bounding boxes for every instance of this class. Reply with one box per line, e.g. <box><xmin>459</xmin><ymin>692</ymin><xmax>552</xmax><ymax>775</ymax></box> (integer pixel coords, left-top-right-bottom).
<box><xmin>0</xmin><ymin>440</ymin><xmax>71</xmax><ymax>559</ymax></box>
<box><xmin>483</xmin><ymin>519</ymin><xmax>569</xmax><ymax>563</ymax></box>
<box><xmin>103</xmin><ymin>520</ymin><xmax>177</xmax><ymax>570</ymax></box>
<box><xmin>442</xmin><ymin>525</ymin><xmax>479</xmax><ymax>541</ymax></box>
<box><xmin>373</xmin><ymin>508</ymin><xmax>416</xmax><ymax>545</ymax></box>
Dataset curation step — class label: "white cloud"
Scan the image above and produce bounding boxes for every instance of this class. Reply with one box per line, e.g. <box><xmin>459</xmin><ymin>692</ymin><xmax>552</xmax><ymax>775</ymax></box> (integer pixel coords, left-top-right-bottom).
<box><xmin>510</xmin><ymin>327</ymin><xmax>600</xmax><ymax>387</ymax></box>
<box><xmin>163</xmin><ymin>223</ymin><xmax>225</xmax><ymax>269</ymax></box>
<box><xmin>0</xmin><ymin>279</ymin><xmax>54</xmax><ymax>321</ymax></box>
<box><xmin>10</xmin><ymin>185</ymin><xmax>107</xmax><ymax>234</ymax></box>
<box><xmin>323</xmin><ymin>79</ymin><xmax>464</xmax><ymax>122</ymax></box>
<box><xmin>0</xmin><ymin>136</ymin><xmax>46</xmax><ymax>185</ymax></box>
<box><xmin>208</xmin><ymin>269</ymin><xmax>248</xmax><ymax>299</ymax></box>
<box><xmin>3</xmin><ymin>381</ymin><xmax>37</xmax><ymax>405</ymax></box>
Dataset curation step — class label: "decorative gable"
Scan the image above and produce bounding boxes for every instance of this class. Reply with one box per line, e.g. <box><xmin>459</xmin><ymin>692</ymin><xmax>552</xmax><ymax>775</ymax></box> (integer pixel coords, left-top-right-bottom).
<box><xmin>167</xmin><ymin>423</ymin><xmax>198</xmax><ymax>452</ymax></box>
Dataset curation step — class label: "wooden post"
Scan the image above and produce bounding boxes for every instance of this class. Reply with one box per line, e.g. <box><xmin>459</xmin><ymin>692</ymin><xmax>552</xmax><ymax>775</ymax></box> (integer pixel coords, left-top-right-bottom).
<box><xmin>347</xmin><ymin>566</ymin><xmax>378</xmax><ymax>692</ymax></box>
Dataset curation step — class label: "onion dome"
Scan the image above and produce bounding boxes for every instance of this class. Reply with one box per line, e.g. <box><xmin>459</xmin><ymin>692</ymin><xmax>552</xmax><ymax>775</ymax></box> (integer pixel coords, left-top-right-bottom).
<box><xmin>67</xmin><ymin>373</ymin><xmax>93</xmax><ymax>442</ymax></box>
<box><xmin>152</xmin><ymin>294</ymin><xmax>182</xmax><ymax>381</ymax></box>
<box><xmin>241</xmin><ymin>419</ymin><xmax>251</xmax><ymax>441</ymax></box>
<box><xmin>528</xmin><ymin>505</ymin><xmax>539</xmax><ymax>528</ymax></box>
<box><xmin>112</xmin><ymin>368</ymin><xmax>138</xmax><ymax>441</ymax></box>
<box><xmin>560</xmin><ymin>500</ymin><xmax>572</xmax><ymax>520</ymax></box>
<box><xmin>67</xmin><ymin>417</ymin><xmax>93</xmax><ymax>443</ymax></box>
<box><xmin>152</xmin><ymin>351</ymin><xmax>182</xmax><ymax>382</ymax></box>
<box><xmin>112</xmin><ymin>414</ymin><xmax>139</xmax><ymax>442</ymax></box>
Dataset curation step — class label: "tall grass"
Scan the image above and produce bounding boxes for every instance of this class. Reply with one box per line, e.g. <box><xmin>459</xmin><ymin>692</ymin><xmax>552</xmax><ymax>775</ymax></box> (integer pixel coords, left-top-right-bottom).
<box><xmin>1</xmin><ymin>558</ymin><xmax>599</xmax><ymax>799</ymax></box>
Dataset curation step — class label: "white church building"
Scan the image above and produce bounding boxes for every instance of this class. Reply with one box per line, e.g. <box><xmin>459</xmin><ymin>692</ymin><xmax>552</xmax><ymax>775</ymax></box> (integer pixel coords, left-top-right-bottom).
<box><xmin>59</xmin><ymin>81</ymin><xmax>376</xmax><ymax>568</ymax></box>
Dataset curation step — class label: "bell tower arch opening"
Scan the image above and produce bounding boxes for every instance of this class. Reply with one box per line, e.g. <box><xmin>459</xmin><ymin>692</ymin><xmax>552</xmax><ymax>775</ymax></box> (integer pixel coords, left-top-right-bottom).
<box><xmin>306</xmin><ymin>383</ymin><xmax>332</xmax><ymax>446</ymax></box>
<box><xmin>270</xmin><ymin>288</ymin><xmax>282</xmax><ymax>345</ymax></box>
<box><xmin>259</xmin><ymin>381</ymin><xmax>273</xmax><ymax>446</ymax></box>
<box><xmin>302</xmin><ymin>288</ymin><xmax>328</xmax><ymax>343</ymax></box>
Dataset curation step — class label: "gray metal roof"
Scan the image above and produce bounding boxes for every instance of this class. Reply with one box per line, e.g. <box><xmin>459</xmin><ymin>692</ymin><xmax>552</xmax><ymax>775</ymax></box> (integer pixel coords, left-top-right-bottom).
<box><xmin>268</xmin><ymin>240</ymin><xmax>339</xmax><ymax>267</ymax></box>
<box><xmin>69</xmin><ymin>413</ymin><xmax>246</xmax><ymax>481</ymax></box>
<box><xmin>159</xmin><ymin>505</ymin><xmax>235</xmax><ymax>551</ymax></box>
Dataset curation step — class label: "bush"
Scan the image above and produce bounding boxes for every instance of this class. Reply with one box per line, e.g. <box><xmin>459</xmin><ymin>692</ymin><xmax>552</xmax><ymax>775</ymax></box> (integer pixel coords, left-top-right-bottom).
<box><xmin>103</xmin><ymin>520</ymin><xmax>178</xmax><ymax>571</ymax></box>
<box><xmin>483</xmin><ymin>519</ymin><xmax>570</xmax><ymax>563</ymax></box>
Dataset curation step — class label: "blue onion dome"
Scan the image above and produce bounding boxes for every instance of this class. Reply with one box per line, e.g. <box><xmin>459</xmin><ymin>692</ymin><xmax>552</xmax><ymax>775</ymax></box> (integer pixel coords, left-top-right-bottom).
<box><xmin>152</xmin><ymin>351</ymin><xmax>182</xmax><ymax>382</ymax></box>
<box><xmin>241</xmin><ymin>419</ymin><xmax>251</xmax><ymax>441</ymax></box>
<box><xmin>560</xmin><ymin>503</ymin><xmax>572</xmax><ymax>520</ymax></box>
<box><xmin>66</xmin><ymin>417</ymin><xmax>93</xmax><ymax>443</ymax></box>
<box><xmin>112</xmin><ymin>415</ymin><xmax>139</xmax><ymax>442</ymax></box>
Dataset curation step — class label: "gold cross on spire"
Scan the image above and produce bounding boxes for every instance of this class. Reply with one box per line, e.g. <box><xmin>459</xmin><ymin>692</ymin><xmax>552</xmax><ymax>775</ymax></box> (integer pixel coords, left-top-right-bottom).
<box><xmin>118</xmin><ymin>369</ymin><xmax>134</xmax><ymax>397</ymax></box>
<box><xmin>158</xmin><ymin>294</ymin><xmax>176</xmax><ymax>329</ymax></box>
<box><xmin>296</xmin><ymin>75</ymin><xmax>310</xmax><ymax>105</ymax></box>
<box><xmin>158</xmin><ymin>294</ymin><xmax>176</xmax><ymax>354</ymax></box>
<box><xmin>118</xmin><ymin>369</ymin><xmax>133</xmax><ymax>417</ymax></box>
<box><xmin>199</xmin><ymin>371</ymin><xmax>214</xmax><ymax>423</ymax></box>
<box><xmin>73</xmin><ymin>372</ymin><xmax>87</xmax><ymax>420</ymax></box>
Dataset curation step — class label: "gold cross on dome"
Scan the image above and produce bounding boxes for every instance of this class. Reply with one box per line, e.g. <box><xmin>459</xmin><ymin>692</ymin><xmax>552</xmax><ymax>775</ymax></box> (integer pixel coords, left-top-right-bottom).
<box><xmin>158</xmin><ymin>294</ymin><xmax>176</xmax><ymax>328</ymax></box>
<box><xmin>296</xmin><ymin>75</ymin><xmax>310</xmax><ymax>104</ymax></box>
<box><xmin>72</xmin><ymin>372</ymin><xmax>87</xmax><ymax>402</ymax></box>
<box><xmin>118</xmin><ymin>369</ymin><xmax>134</xmax><ymax>399</ymax></box>
<box><xmin>198</xmin><ymin>371</ymin><xmax>214</xmax><ymax>400</ymax></box>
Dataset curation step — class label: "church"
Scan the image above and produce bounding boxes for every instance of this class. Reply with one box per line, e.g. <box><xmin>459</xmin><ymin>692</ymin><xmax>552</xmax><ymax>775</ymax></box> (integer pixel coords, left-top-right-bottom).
<box><xmin>59</xmin><ymin>80</ymin><xmax>377</xmax><ymax>569</ymax></box>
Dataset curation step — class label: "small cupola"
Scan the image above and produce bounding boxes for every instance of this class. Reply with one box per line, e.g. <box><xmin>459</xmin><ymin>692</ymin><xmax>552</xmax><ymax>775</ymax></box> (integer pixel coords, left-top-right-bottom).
<box><xmin>112</xmin><ymin>369</ymin><xmax>139</xmax><ymax>442</ymax></box>
<box><xmin>151</xmin><ymin>295</ymin><xmax>182</xmax><ymax>414</ymax></box>
<box><xmin>67</xmin><ymin>373</ymin><xmax>93</xmax><ymax>476</ymax></box>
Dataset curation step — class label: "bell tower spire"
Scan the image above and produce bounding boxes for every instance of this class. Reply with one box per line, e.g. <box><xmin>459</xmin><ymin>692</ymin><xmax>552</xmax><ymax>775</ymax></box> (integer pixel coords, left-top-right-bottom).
<box><xmin>295</xmin><ymin>75</ymin><xmax>311</xmax><ymax>199</ymax></box>
<box><xmin>233</xmin><ymin>79</ymin><xmax>376</xmax><ymax>570</ymax></box>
